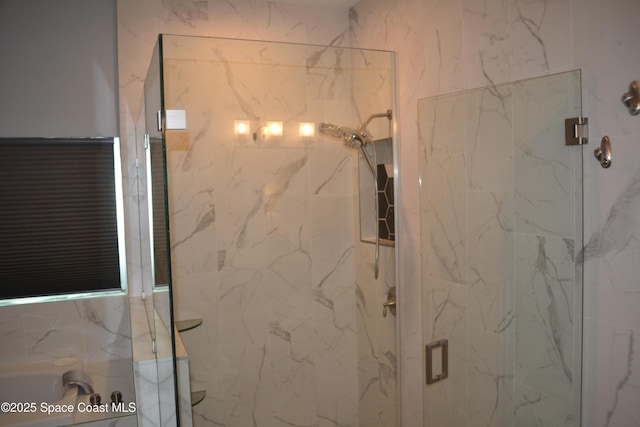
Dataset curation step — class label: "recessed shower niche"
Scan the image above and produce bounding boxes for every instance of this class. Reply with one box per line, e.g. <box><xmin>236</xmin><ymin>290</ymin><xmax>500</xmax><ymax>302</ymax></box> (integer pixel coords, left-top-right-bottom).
<box><xmin>360</xmin><ymin>137</ymin><xmax>395</xmax><ymax>246</ymax></box>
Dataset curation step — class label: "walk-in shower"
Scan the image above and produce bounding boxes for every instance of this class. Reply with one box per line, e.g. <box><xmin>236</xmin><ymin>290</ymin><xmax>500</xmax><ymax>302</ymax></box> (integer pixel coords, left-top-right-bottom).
<box><xmin>144</xmin><ymin>34</ymin><xmax>398</xmax><ymax>427</ymax></box>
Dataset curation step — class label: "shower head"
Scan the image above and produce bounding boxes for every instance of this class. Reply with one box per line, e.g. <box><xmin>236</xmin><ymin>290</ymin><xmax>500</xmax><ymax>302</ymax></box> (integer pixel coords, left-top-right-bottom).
<box><xmin>318</xmin><ymin>122</ymin><xmax>376</xmax><ymax>175</ymax></box>
<box><xmin>318</xmin><ymin>123</ymin><xmax>365</xmax><ymax>149</ymax></box>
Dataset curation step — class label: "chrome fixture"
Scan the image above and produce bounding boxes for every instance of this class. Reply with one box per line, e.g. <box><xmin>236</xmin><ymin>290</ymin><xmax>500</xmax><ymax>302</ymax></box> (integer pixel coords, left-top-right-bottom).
<box><xmin>111</xmin><ymin>390</ymin><xmax>123</xmax><ymax>404</ymax></box>
<box><xmin>594</xmin><ymin>136</ymin><xmax>612</xmax><ymax>168</ymax></box>
<box><xmin>564</xmin><ymin>117</ymin><xmax>588</xmax><ymax>146</ymax></box>
<box><xmin>621</xmin><ymin>81</ymin><xmax>640</xmax><ymax>115</ymax></box>
<box><xmin>318</xmin><ymin>123</ymin><xmax>377</xmax><ymax>175</ymax></box>
<box><xmin>90</xmin><ymin>393</ymin><xmax>102</xmax><ymax>405</ymax></box>
<box><xmin>382</xmin><ymin>286</ymin><xmax>397</xmax><ymax>317</ymax></box>
<box><xmin>318</xmin><ymin>110</ymin><xmax>393</xmax><ymax>279</ymax></box>
<box><xmin>62</xmin><ymin>370</ymin><xmax>94</xmax><ymax>395</ymax></box>
<box><xmin>426</xmin><ymin>339</ymin><xmax>449</xmax><ymax>385</ymax></box>
<box><xmin>318</xmin><ymin>110</ymin><xmax>392</xmax><ymax>178</ymax></box>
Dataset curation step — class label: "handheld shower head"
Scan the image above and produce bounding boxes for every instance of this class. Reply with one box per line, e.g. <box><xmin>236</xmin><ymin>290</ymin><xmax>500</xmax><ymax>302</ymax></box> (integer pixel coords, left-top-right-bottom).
<box><xmin>318</xmin><ymin>123</ymin><xmax>364</xmax><ymax>149</ymax></box>
<box><xmin>318</xmin><ymin>122</ymin><xmax>375</xmax><ymax>175</ymax></box>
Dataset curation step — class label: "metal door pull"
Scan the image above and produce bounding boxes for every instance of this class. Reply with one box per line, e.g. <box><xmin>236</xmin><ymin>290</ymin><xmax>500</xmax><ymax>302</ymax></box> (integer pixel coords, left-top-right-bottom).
<box><xmin>426</xmin><ymin>339</ymin><xmax>449</xmax><ymax>384</ymax></box>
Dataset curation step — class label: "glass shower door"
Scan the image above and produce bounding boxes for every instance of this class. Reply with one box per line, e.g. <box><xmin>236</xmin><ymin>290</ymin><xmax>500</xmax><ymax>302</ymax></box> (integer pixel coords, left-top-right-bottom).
<box><xmin>419</xmin><ymin>70</ymin><xmax>583</xmax><ymax>426</ymax></box>
<box><xmin>147</xmin><ymin>34</ymin><xmax>398</xmax><ymax>427</ymax></box>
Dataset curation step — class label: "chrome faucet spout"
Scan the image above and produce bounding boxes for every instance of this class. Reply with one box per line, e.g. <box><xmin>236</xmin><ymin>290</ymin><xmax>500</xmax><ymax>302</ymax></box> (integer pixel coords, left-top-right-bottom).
<box><xmin>62</xmin><ymin>370</ymin><xmax>94</xmax><ymax>395</ymax></box>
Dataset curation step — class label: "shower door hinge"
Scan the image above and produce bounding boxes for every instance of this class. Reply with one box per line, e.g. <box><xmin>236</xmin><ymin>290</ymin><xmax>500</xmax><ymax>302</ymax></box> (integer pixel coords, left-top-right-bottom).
<box><xmin>565</xmin><ymin>117</ymin><xmax>589</xmax><ymax>146</ymax></box>
<box><xmin>157</xmin><ymin>110</ymin><xmax>187</xmax><ymax>131</ymax></box>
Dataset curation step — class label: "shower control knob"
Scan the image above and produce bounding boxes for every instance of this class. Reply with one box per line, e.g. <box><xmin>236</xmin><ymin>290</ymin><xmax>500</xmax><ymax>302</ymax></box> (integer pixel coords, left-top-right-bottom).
<box><xmin>111</xmin><ymin>391</ymin><xmax>123</xmax><ymax>404</ymax></box>
<box><xmin>89</xmin><ymin>393</ymin><xmax>101</xmax><ymax>405</ymax></box>
<box><xmin>382</xmin><ymin>287</ymin><xmax>397</xmax><ymax>317</ymax></box>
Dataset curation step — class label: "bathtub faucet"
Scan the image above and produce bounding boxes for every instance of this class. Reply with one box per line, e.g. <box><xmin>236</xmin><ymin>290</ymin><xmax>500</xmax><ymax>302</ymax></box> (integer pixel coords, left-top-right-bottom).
<box><xmin>62</xmin><ymin>370</ymin><xmax>94</xmax><ymax>395</ymax></box>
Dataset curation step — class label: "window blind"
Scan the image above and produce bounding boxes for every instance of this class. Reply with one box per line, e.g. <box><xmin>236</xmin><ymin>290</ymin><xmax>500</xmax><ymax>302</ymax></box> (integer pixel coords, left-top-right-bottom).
<box><xmin>0</xmin><ymin>138</ymin><xmax>122</xmax><ymax>299</ymax></box>
<box><xmin>150</xmin><ymin>137</ymin><xmax>169</xmax><ymax>286</ymax></box>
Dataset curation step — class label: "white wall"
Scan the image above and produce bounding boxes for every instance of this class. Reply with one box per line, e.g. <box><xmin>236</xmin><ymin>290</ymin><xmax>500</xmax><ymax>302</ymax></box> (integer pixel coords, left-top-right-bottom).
<box><xmin>350</xmin><ymin>0</ymin><xmax>640</xmax><ymax>425</ymax></box>
<box><xmin>0</xmin><ymin>0</ymin><xmax>118</xmax><ymax>137</ymax></box>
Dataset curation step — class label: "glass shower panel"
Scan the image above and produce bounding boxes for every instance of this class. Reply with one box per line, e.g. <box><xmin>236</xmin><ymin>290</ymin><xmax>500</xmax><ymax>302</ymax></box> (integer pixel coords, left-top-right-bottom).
<box><xmin>418</xmin><ymin>70</ymin><xmax>583</xmax><ymax>427</ymax></box>
<box><xmin>144</xmin><ymin>38</ymin><xmax>181</xmax><ymax>427</ymax></box>
<box><xmin>153</xmin><ymin>35</ymin><xmax>396</xmax><ymax>427</ymax></box>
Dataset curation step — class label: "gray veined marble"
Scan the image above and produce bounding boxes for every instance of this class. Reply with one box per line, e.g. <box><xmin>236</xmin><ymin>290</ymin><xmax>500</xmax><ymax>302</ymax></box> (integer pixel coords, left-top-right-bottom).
<box><xmin>581</xmin><ymin>167</ymin><xmax>640</xmax><ymax>263</ymax></box>
<box><xmin>152</xmin><ymin>35</ymin><xmax>396</xmax><ymax>427</ymax></box>
<box><xmin>419</xmin><ymin>69</ymin><xmax>582</xmax><ymax>427</ymax></box>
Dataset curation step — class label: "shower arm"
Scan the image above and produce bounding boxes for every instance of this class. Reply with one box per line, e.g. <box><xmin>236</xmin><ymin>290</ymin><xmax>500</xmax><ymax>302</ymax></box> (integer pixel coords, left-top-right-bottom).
<box><xmin>359</xmin><ymin>110</ymin><xmax>393</xmax><ymax>134</ymax></box>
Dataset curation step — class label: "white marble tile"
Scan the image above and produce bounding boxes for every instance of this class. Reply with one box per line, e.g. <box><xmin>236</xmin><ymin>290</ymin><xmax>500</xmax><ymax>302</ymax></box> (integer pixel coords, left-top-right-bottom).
<box><xmin>310</xmin><ymin>195</ymin><xmax>356</xmax><ymax>293</ymax></box>
<box><xmin>464</xmin><ymin>85</ymin><xmax>513</xmax><ymax>192</ymax></box>
<box><xmin>581</xmin><ymin>318</ymin><xmax>640</xmax><ymax>427</ymax></box>
<box><xmin>467</xmin><ymin>327</ymin><xmax>514</xmax><ymax>427</ymax></box>
<box><xmin>118</xmin><ymin>7</ymin><xmax>399</xmax><ymax>426</ymax></box>
<box><xmin>420</xmin><ymin>94</ymin><xmax>467</xmax><ymax>156</ymax></box>
<box><xmin>510</xmin><ymin>0</ymin><xmax>573</xmax><ymax>81</ymax></box>
<box><xmin>309</xmin><ymin>141</ymin><xmax>355</xmax><ymax>197</ymax></box>
<box><xmin>429</xmin><ymin>152</ymin><xmax>467</xmax><ymax>284</ymax></box>
<box><xmin>513</xmin><ymin>382</ymin><xmax>575</xmax><ymax>427</ymax></box>
<box><xmin>268</xmin><ymin>318</ymin><xmax>317</xmax><ymax>425</ymax></box>
<box><xmin>423</xmin><ymin>7</ymin><xmax>465</xmax><ymax>97</ymax></box>
<box><xmin>81</xmin><ymin>297</ymin><xmax>133</xmax><ymax>362</ymax></box>
<box><xmin>573</xmin><ymin>0</ymin><xmax>640</xmax><ymax>139</ymax></box>
<box><xmin>0</xmin><ymin>320</ymin><xmax>25</xmax><ymax>364</ymax></box>
<box><xmin>314</xmin><ymin>287</ymin><xmax>359</xmax><ymax>426</ymax></box>
<box><xmin>467</xmin><ymin>191</ymin><xmax>515</xmax><ymax>337</ymax></box>
<box><xmin>463</xmin><ymin>0</ymin><xmax>511</xmax><ymax>89</ymax></box>
<box><xmin>514</xmin><ymin>233</ymin><xmax>575</xmax><ymax>405</ymax></box>
<box><xmin>133</xmin><ymin>361</ymin><xmax>161</xmax><ymax>427</ymax></box>
<box><xmin>427</xmin><ymin>339</ymin><xmax>468</xmax><ymax>427</ymax></box>
<box><xmin>429</xmin><ymin>278</ymin><xmax>468</xmax><ymax>344</ymax></box>
<box><xmin>581</xmin><ymin>133</ymin><xmax>640</xmax><ymax>332</ymax></box>
<box><xmin>20</xmin><ymin>300</ymin><xmax>82</xmax><ymax>331</ymax></box>
<box><xmin>512</xmin><ymin>71</ymin><xmax>581</xmax><ymax>238</ymax></box>
<box><xmin>356</xmin><ymin>243</ymin><xmax>397</xmax><ymax>427</ymax></box>
<box><xmin>23</xmin><ymin>326</ymin><xmax>84</xmax><ymax>363</ymax></box>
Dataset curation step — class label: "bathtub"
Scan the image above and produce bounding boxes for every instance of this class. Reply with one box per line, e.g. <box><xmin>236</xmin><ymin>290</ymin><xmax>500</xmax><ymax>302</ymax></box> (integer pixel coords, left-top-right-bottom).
<box><xmin>0</xmin><ymin>358</ymin><xmax>136</xmax><ymax>427</ymax></box>
<box><xmin>0</xmin><ymin>360</ymin><xmax>79</xmax><ymax>427</ymax></box>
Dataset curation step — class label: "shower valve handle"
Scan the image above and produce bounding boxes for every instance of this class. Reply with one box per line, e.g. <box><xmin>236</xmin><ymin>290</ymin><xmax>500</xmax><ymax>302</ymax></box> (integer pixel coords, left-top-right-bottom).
<box><xmin>383</xmin><ymin>300</ymin><xmax>396</xmax><ymax>317</ymax></box>
<box><xmin>382</xmin><ymin>287</ymin><xmax>397</xmax><ymax>317</ymax></box>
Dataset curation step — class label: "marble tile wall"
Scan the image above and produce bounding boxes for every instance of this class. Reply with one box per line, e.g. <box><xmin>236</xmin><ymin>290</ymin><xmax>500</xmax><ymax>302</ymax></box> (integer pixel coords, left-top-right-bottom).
<box><xmin>418</xmin><ymin>69</ymin><xmax>582</xmax><ymax>427</ymax></box>
<box><xmin>117</xmin><ymin>3</ymin><xmax>401</xmax><ymax>426</ymax></box>
<box><xmin>115</xmin><ymin>0</ymin><xmax>640</xmax><ymax>425</ymax></box>
<box><xmin>156</xmin><ymin>35</ymin><xmax>395</xmax><ymax>427</ymax></box>
<box><xmin>0</xmin><ymin>296</ymin><xmax>132</xmax><ymax>365</ymax></box>
<box><xmin>351</xmin><ymin>0</ymin><xmax>640</xmax><ymax>426</ymax></box>
<box><xmin>117</xmin><ymin>0</ymin><xmax>354</xmax><ymax>299</ymax></box>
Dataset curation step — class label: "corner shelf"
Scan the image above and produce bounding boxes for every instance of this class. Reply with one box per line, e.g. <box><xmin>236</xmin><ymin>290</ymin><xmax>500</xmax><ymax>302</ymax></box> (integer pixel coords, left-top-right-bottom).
<box><xmin>191</xmin><ymin>390</ymin><xmax>206</xmax><ymax>407</ymax></box>
<box><xmin>175</xmin><ymin>318</ymin><xmax>202</xmax><ymax>333</ymax></box>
